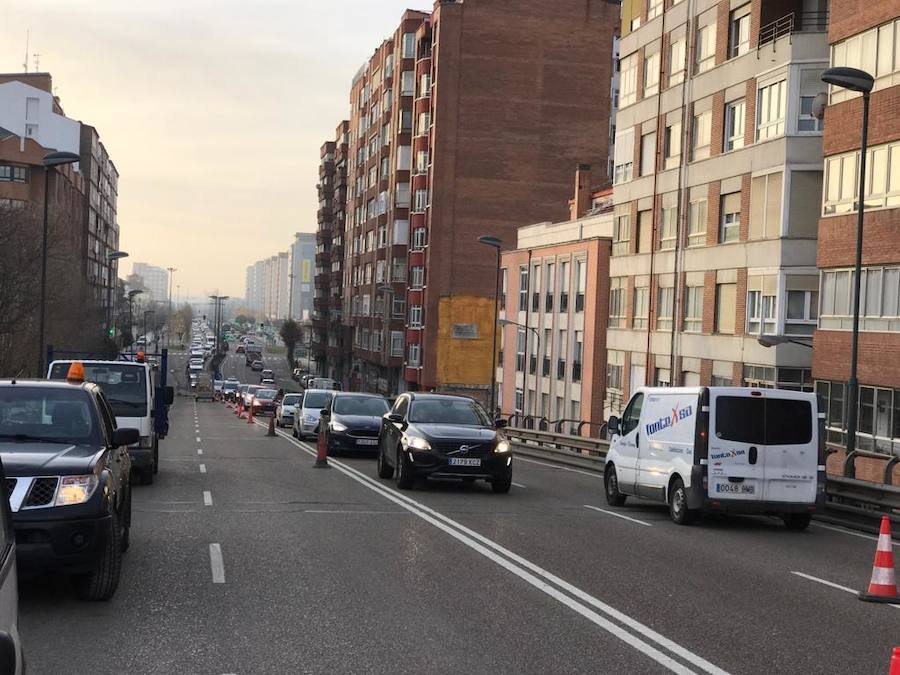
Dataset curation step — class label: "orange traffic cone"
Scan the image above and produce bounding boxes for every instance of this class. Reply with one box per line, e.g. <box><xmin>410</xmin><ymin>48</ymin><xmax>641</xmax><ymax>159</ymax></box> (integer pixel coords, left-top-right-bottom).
<box><xmin>247</xmin><ymin>403</ymin><xmax>254</xmax><ymax>424</ymax></box>
<box><xmin>889</xmin><ymin>647</ymin><xmax>900</xmax><ymax>675</ymax></box>
<box><xmin>859</xmin><ymin>515</ymin><xmax>900</xmax><ymax>603</ymax></box>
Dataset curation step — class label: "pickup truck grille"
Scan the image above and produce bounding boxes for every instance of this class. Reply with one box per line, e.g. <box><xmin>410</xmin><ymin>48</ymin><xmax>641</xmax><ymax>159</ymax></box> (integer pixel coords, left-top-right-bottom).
<box><xmin>24</xmin><ymin>477</ymin><xmax>59</xmax><ymax>507</ymax></box>
<box><xmin>4</xmin><ymin>478</ymin><xmax>15</xmax><ymax>496</ymax></box>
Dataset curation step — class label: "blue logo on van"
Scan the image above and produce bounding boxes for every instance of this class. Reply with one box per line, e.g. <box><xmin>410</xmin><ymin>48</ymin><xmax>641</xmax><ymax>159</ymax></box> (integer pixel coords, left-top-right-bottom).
<box><xmin>645</xmin><ymin>402</ymin><xmax>694</xmax><ymax>436</ymax></box>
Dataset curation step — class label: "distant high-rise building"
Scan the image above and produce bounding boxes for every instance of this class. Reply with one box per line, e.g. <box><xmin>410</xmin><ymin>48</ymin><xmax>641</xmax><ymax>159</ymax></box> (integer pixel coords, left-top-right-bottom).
<box><xmin>291</xmin><ymin>232</ymin><xmax>316</xmax><ymax>321</ymax></box>
<box><xmin>131</xmin><ymin>263</ymin><xmax>169</xmax><ymax>303</ymax></box>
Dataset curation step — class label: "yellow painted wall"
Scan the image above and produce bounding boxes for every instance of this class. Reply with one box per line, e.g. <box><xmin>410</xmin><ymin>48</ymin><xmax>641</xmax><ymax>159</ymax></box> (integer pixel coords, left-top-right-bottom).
<box><xmin>435</xmin><ymin>295</ymin><xmax>498</xmax><ymax>387</ymax></box>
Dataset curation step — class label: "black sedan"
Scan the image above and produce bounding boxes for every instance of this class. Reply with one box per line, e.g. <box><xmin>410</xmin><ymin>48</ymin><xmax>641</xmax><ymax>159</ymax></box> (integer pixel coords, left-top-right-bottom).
<box><xmin>376</xmin><ymin>393</ymin><xmax>512</xmax><ymax>493</ymax></box>
<box><xmin>322</xmin><ymin>393</ymin><xmax>390</xmax><ymax>456</ymax></box>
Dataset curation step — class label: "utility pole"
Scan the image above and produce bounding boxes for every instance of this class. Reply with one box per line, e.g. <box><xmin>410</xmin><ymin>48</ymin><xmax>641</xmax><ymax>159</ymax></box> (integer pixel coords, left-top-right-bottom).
<box><xmin>287</xmin><ymin>273</ymin><xmax>295</xmax><ymax>321</ymax></box>
<box><xmin>166</xmin><ymin>267</ymin><xmax>176</xmax><ymax>348</ymax></box>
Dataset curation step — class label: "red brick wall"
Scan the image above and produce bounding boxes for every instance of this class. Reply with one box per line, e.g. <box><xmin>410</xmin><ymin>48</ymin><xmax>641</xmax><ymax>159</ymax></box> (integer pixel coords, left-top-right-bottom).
<box><xmin>700</xmin><ymin>358</ymin><xmax>713</xmax><ymax>385</ymax></box>
<box><xmin>734</xmin><ymin>268</ymin><xmax>748</xmax><ymax>337</ymax></box>
<box><xmin>743</xmin><ymin>78</ymin><xmax>757</xmax><ymax>148</ymax></box>
<box><xmin>710</xmin><ymin>91</ymin><xmax>725</xmax><ymax>158</ymax></box>
<box><xmin>701</xmin><ymin>270</ymin><xmax>717</xmax><ymax>333</ymax></box>
<box><xmin>706</xmin><ymin>181</ymin><xmax>721</xmax><ymax>245</ymax></box>
<box><xmin>739</xmin><ymin>173</ymin><xmax>751</xmax><ymax>242</ymax></box>
<box><xmin>816</xmin><ymin>209</ymin><xmax>900</xmax><ymax>268</ymax></box>
<box><xmin>715</xmin><ymin>1</ymin><xmax>730</xmax><ymax>65</ymax></box>
<box><xmin>813</xmin><ymin>330</ymin><xmax>900</xmax><ymax>388</ymax></box>
<box><xmin>829</xmin><ymin>0</ymin><xmax>900</xmax><ymax>43</ymax></box>
<box><xmin>824</xmin><ymin>86</ymin><xmax>900</xmax><ymax>157</ymax></box>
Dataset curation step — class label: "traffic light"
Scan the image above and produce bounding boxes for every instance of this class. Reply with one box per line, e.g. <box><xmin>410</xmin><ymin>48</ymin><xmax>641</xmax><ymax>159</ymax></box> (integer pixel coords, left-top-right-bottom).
<box><xmin>203</xmin><ymin>314</ymin><xmax>207</xmax><ymax>320</ymax></box>
<box><xmin>108</xmin><ymin>327</ymin><xmax>115</xmax><ymax>337</ymax></box>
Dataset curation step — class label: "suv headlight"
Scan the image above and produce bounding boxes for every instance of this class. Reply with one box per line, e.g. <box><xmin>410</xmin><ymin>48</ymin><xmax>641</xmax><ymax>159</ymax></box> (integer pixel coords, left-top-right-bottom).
<box><xmin>404</xmin><ymin>435</ymin><xmax>431</xmax><ymax>451</ymax></box>
<box><xmin>494</xmin><ymin>440</ymin><xmax>511</xmax><ymax>453</ymax></box>
<box><xmin>55</xmin><ymin>475</ymin><xmax>99</xmax><ymax>506</ymax></box>
<box><xmin>330</xmin><ymin>421</ymin><xmax>348</xmax><ymax>432</ymax></box>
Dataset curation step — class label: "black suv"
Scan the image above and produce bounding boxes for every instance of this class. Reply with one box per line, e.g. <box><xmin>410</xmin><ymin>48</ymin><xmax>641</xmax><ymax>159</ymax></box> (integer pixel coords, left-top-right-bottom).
<box><xmin>376</xmin><ymin>393</ymin><xmax>512</xmax><ymax>493</ymax></box>
<box><xmin>0</xmin><ymin>379</ymin><xmax>138</xmax><ymax>600</ymax></box>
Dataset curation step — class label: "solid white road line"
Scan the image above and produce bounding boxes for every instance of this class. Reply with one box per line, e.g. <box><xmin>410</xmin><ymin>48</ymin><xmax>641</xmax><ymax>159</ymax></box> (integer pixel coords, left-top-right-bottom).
<box><xmin>791</xmin><ymin>571</ymin><xmax>900</xmax><ymax>609</ymax></box>
<box><xmin>511</xmin><ymin>482</ymin><xmax>527</xmax><ymax>489</ymax></box>
<box><xmin>517</xmin><ymin>456</ymin><xmax>602</xmax><ymax>478</ymax></box>
<box><xmin>265</xmin><ymin>423</ymin><xmax>725</xmax><ymax>675</ymax></box>
<box><xmin>584</xmin><ymin>505</ymin><xmax>653</xmax><ymax>527</ymax></box>
<box><xmin>811</xmin><ymin>522</ymin><xmax>900</xmax><ymax>547</ymax></box>
<box><xmin>199</xmin><ymin>464</ymin><xmax>207</xmax><ymax>474</ymax></box>
<box><xmin>209</xmin><ymin>544</ymin><xmax>225</xmax><ymax>583</ymax></box>
<box><xmin>203</xmin><ymin>491</ymin><xmax>213</xmax><ymax>506</ymax></box>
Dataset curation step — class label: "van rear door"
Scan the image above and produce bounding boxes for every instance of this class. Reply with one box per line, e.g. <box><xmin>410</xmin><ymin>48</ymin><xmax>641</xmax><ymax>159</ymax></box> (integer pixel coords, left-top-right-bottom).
<box><xmin>758</xmin><ymin>390</ymin><xmax>817</xmax><ymax>504</ymax></box>
<box><xmin>708</xmin><ymin>392</ymin><xmax>767</xmax><ymax>501</ymax></box>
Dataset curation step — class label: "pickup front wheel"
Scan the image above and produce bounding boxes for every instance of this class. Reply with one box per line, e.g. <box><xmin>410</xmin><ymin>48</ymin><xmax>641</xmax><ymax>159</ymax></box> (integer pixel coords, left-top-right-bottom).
<box><xmin>73</xmin><ymin>511</ymin><xmax>123</xmax><ymax>601</ymax></box>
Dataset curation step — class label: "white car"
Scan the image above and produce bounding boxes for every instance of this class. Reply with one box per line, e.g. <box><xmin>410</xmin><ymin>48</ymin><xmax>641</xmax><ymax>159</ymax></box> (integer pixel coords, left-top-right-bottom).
<box><xmin>276</xmin><ymin>393</ymin><xmax>302</xmax><ymax>428</ymax></box>
<box><xmin>604</xmin><ymin>387</ymin><xmax>824</xmax><ymax>528</ymax></box>
<box><xmin>292</xmin><ymin>389</ymin><xmax>332</xmax><ymax>439</ymax></box>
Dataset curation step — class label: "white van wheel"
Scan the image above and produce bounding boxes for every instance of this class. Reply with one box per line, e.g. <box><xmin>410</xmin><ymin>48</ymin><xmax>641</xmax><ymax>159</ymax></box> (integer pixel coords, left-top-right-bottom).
<box><xmin>668</xmin><ymin>478</ymin><xmax>693</xmax><ymax>525</ymax></box>
<box><xmin>604</xmin><ymin>466</ymin><xmax>626</xmax><ymax>507</ymax></box>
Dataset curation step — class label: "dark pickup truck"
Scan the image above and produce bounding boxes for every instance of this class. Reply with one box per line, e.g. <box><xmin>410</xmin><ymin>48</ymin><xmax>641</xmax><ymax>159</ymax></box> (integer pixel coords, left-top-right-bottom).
<box><xmin>0</xmin><ymin>377</ymin><xmax>138</xmax><ymax>600</ymax></box>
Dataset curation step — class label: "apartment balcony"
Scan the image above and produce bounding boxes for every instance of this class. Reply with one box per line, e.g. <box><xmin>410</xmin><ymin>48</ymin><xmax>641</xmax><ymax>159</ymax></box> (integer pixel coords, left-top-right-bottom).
<box><xmin>331</xmin><ymin>242</ymin><xmax>344</xmax><ymax>259</ymax></box>
<box><xmin>316</xmin><ymin>228</ymin><xmax>332</xmax><ymax>245</ymax></box>
<box><xmin>314</xmin><ymin>275</ymin><xmax>329</xmax><ymax>290</ymax></box>
<box><xmin>757</xmin><ymin>10</ymin><xmax>828</xmax><ymax>50</ymax></box>
<box><xmin>315</xmin><ymin>251</ymin><xmax>330</xmax><ymax>266</ymax></box>
<box><xmin>313</xmin><ymin>297</ymin><xmax>329</xmax><ymax>313</ymax></box>
<box><xmin>312</xmin><ymin>313</ymin><xmax>327</xmax><ymax>330</ymax></box>
<box><xmin>317</xmin><ymin>207</ymin><xmax>333</xmax><ymax>222</ymax></box>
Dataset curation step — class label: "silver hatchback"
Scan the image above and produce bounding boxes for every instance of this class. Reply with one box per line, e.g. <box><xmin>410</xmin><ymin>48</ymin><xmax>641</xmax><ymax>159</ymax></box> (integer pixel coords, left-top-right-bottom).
<box><xmin>292</xmin><ymin>389</ymin><xmax>332</xmax><ymax>439</ymax></box>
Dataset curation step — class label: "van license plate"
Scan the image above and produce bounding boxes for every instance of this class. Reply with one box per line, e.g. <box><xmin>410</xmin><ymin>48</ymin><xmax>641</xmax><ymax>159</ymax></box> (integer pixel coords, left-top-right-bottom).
<box><xmin>356</xmin><ymin>439</ymin><xmax>378</xmax><ymax>446</ymax></box>
<box><xmin>448</xmin><ymin>458</ymin><xmax>481</xmax><ymax>467</ymax></box>
<box><xmin>716</xmin><ymin>483</ymin><xmax>755</xmax><ymax>494</ymax></box>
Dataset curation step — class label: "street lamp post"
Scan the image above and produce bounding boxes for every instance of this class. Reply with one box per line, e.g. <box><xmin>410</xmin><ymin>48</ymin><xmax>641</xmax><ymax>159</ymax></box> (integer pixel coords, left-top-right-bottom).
<box><xmin>378</xmin><ymin>285</ymin><xmax>396</xmax><ymax>394</ymax></box>
<box><xmin>820</xmin><ymin>66</ymin><xmax>875</xmax><ymax>457</ymax></box>
<box><xmin>478</xmin><ymin>236</ymin><xmax>503</xmax><ymax>415</ymax></box>
<box><xmin>166</xmin><ymin>267</ymin><xmax>177</xmax><ymax>348</ymax></box>
<box><xmin>127</xmin><ymin>289</ymin><xmax>143</xmax><ymax>350</ymax></box>
<box><xmin>37</xmin><ymin>151</ymin><xmax>81</xmax><ymax>375</ymax></box>
<box><xmin>106</xmin><ymin>250</ymin><xmax>129</xmax><ymax>340</ymax></box>
<box><xmin>287</xmin><ymin>273</ymin><xmax>295</xmax><ymax>321</ymax></box>
<box><xmin>499</xmin><ymin>318</ymin><xmax>540</xmax><ymax>425</ymax></box>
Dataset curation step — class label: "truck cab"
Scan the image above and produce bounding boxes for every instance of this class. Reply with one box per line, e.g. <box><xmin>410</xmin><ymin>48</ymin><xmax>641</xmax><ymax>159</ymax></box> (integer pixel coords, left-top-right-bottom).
<box><xmin>48</xmin><ymin>356</ymin><xmax>174</xmax><ymax>485</ymax></box>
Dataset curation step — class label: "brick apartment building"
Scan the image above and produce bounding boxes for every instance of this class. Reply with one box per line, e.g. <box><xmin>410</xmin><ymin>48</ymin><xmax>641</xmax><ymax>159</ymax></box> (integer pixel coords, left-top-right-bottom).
<box><xmin>342</xmin><ymin>1</ymin><xmax>619</xmax><ymax>399</ymax></box>
<box><xmin>606</xmin><ymin>0</ymin><xmax>830</xmax><ymax>416</ymax></box>
<box><xmin>813</xmin><ymin>0</ymin><xmax>900</xmax><ymax>455</ymax></box>
<box><xmin>312</xmin><ymin>121</ymin><xmax>352</xmax><ymax>384</ymax></box>
<box><xmin>497</xmin><ymin>166</ymin><xmax>613</xmax><ymax>432</ymax></box>
<box><xmin>0</xmin><ymin>73</ymin><xmax>121</xmax><ymax>325</ymax></box>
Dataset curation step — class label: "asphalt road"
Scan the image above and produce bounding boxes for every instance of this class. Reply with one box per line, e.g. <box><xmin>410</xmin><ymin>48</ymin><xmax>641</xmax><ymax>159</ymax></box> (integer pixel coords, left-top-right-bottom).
<box><xmin>16</xmin><ymin>349</ymin><xmax>900</xmax><ymax>674</ymax></box>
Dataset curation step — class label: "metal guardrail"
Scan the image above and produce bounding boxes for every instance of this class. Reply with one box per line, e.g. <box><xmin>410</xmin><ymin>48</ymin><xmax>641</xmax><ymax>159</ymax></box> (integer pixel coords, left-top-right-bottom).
<box><xmin>507</xmin><ymin>426</ymin><xmax>900</xmax><ymax>519</ymax></box>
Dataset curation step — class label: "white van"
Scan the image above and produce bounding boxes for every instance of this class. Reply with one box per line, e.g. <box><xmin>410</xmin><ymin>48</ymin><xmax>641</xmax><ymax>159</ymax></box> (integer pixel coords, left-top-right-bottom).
<box><xmin>604</xmin><ymin>387</ymin><xmax>825</xmax><ymax>529</ymax></box>
<box><xmin>307</xmin><ymin>378</ymin><xmax>341</xmax><ymax>391</ymax></box>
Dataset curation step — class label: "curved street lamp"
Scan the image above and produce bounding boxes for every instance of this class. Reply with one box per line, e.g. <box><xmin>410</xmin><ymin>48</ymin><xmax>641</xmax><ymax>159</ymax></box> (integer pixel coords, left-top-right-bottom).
<box><xmin>106</xmin><ymin>250</ymin><xmax>129</xmax><ymax>338</ymax></box>
<box><xmin>820</xmin><ymin>67</ymin><xmax>874</xmax><ymax>457</ymax></box>
<box><xmin>478</xmin><ymin>236</ymin><xmax>503</xmax><ymax>414</ymax></box>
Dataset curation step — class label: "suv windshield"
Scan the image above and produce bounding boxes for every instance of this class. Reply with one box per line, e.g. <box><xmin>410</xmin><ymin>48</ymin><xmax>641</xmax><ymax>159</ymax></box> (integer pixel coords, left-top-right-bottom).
<box><xmin>303</xmin><ymin>392</ymin><xmax>330</xmax><ymax>408</ymax></box>
<box><xmin>257</xmin><ymin>389</ymin><xmax>277</xmax><ymax>399</ymax></box>
<box><xmin>48</xmin><ymin>362</ymin><xmax>147</xmax><ymax>418</ymax></box>
<box><xmin>409</xmin><ymin>398</ymin><xmax>490</xmax><ymax>426</ymax></box>
<box><xmin>282</xmin><ymin>395</ymin><xmax>301</xmax><ymax>406</ymax></box>
<box><xmin>334</xmin><ymin>396</ymin><xmax>389</xmax><ymax>416</ymax></box>
<box><xmin>0</xmin><ymin>387</ymin><xmax>100</xmax><ymax>445</ymax></box>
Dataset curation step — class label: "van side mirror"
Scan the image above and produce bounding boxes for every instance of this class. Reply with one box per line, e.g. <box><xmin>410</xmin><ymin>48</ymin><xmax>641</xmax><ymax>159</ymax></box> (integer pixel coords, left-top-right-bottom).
<box><xmin>112</xmin><ymin>427</ymin><xmax>140</xmax><ymax>448</ymax></box>
<box><xmin>607</xmin><ymin>416</ymin><xmax>620</xmax><ymax>435</ymax></box>
<box><xmin>387</xmin><ymin>413</ymin><xmax>404</xmax><ymax>425</ymax></box>
<box><xmin>494</xmin><ymin>418</ymin><xmax>508</xmax><ymax>429</ymax></box>
<box><xmin>157</xmin><ymin>386</ymin><xmax>175</xmax><ymax>406</ymax></box>
<box><xmin>320</xmin><ymin>408</ymin><xmax>330</xmax><ymax>418</ymax></box>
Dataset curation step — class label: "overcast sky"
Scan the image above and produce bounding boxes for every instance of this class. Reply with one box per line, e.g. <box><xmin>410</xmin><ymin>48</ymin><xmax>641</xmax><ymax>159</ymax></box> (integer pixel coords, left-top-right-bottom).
<box><xmin>1</xmin><ymin>0</ymin><xmax>430</xmax><ymax>299</ymax></box>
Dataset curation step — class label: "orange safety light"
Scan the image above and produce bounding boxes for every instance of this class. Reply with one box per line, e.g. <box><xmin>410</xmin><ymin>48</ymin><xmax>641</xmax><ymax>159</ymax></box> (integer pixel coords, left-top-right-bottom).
<box><xmin>66</xmin><ymin>361</ymin><xmax>85</xmax><ymax>384</ymax></box>
<box><xmin>136</xmin><ymin>351</ymin><xmax>145</xmax><ymax>363</ymax></box>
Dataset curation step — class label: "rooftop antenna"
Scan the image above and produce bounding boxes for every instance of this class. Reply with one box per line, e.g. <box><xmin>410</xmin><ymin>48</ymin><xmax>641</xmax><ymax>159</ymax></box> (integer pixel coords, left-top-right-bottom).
<box><xmin>23</xmin><ymin>30</ymin><xmax>29</xmax><ymax>71</ymax></box>
<box><xmin>33</xmin><ymin>53</ymin><xmax>40</xmax><ymax>72</ymax></box>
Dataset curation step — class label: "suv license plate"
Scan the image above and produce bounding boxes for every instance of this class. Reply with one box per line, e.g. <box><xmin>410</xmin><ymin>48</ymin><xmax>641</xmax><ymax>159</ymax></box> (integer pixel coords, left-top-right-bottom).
<box><xmin>356</xmin><ymin>439</ymin><xmax>378</xmax><ymax>446</ymax></box>
<box><xmin>715</xmin><ymin>483</ymin><xmax>755</xmax><ymax>494</ymax></box>
<box><xmin>448</xmin><ymin>458</ymin><xmax>481</xmax><ymax>467</ymax></box>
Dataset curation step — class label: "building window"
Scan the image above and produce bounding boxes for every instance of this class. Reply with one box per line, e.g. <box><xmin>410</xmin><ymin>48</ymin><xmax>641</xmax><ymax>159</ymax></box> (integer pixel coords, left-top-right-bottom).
<box><xmin>575</xmin><ymin>259</ymin><xmax>586</xmax><ymax>312</ymax></box>
<box><xmin>785</xmin><ymin>289</ymin><xmax>818</xmax><ymax>336</ymax></box>
<box><xmin>573</xmin><ymin>331</ymin><xmax>583</xmax><ymax>382</ymax></box>
<box><xmin>412</xmin><ymin>227</ymin><xmax>427</xmax><ymax>250</ymax></box>
<box><xmin>669</xmin><ymin>38</ymin><xmax>686</xmax><ymax>86</ymax></box>
<box><xmin>830</xmin><ymin>18</ymin><xmax>900</xmax><ymax>104</ymax></box>
<box><xmin>715</xmin><ymin>283</ymin><xmax>737</xmax><ymax>334</ymax></box>
<box><xmin>607</xmin><ymin>351</ymin><xmax>624</xmax><ymax>394</ymax></box>
<box><xmin>691</xmin><ymin>110</ymin><xmax>711</xmax><ymax>160</ymax></box>
<box><xmin>395</xmin><ymin>182</ymin><xmax>410</xmax><ymax>207</ymax></box>
<box><xmin>559</xmin><ymin>261</ymin><xmax>569</xmax><ymax>312</ymax></box>
<box><xmin>413</xmin><ymin>189</ymin><xmax>428</xmax><ymax>212</ymax></box>
<box><xmin>612</xmin><ymin>209</ymin><xmax>631</xmax><ymax>256</ymax></box>
<box><xmin>820</xmin><ymin>266</ymin><xmax>900</xmax><ymax>331</ymax></box>
<box><xmin>408</xmin><ymin>343</ymin><xmax>421</xmax><ymax>366</ymax></box>
<box><xmin>657</xmin><ymin>286</ymin><xmax>674</xmax><ymax>330</ymax></box>
<box><xmin>720</xmin><ymin>192</ymin><xmax>741</xmax><ymax>243</ymax></box>
<box><xmin>683</xmin><ymin>286</ymin><xmax>703</xmax><ymax>332</ymax></box>
<box><xmin>390</xmin><ymin>331</ymin><xmax>404</xmax><ymax>357</ymax></box>
<box><xmin>619</xmin><ymin>52</ymin><xmax>638</xmax><ymax>107</ymax></box>
<box><xmin>545</xmin><ymin>262</ymin><xmax>555</xmax><ymax>312</ymax></box>
<box><xmin>515</xmin><ymin>328</ymin><xmax>526</xmax><ymax>372</ymax></box>
<box><xmin>402</xmin><ymin>32</ymin><xmax>416</xmax><ymax>58</ymax></box>
<box><xmin>409</xmin><ymin>304</ymin><xmax>422</xmax><ymax>327</ymax></box>
<box><xmin>687</xmin><ymin>199</ymin><xmax>707</xmax><ymax>247</ymax></box>
<box><xmin>647</xmin><ymin>0</ymin><xmax>663</xmax><ymax>20</ymax></box>
<box><xmin>361</xmin><ymin>293</ymin><xmax>371</xmax><ymax>316</ymax></box>
<box><xmin>613</xmin><ymin>128</ymin><xmax>634</xmax><ymax>184</ymax></box>
<box><xmin>391</xmin><ymin>258</ymin><xmax>407</xmax><ymax>282</ymax></box>
<box><xmin>633</xmin><ymin>286</ymin><xmax>649</xmax><ymax>329</ymax></box>
<box><xmin>401</xmin><ymin>71</ymin><xmax>414</xmax><ymax>96</ymax></box>
<box><xmin>695</xmin><ymin>22</ymin><xmax>716</xmax><ymax>73</ymax></box>
<box><xmin>749</xmin><ymin>172</ymin><xmax>783</xmax><ymax>240</ymax></box>
<box><xmin>417</xmin><ymin>112</ymin><xmax>430</xmax><ymax>135</ymax></box>
<box><xmin>514</xmin><ymin>388</ymin><xmax>525</xmax><ymax>414</ymax></box>
<box><xmin>500</xmin><ymin>268</ymin><xmax>508</xmax><ymax>311</ymax></box>
<box><xmin>757</xmin><ymin>80</ymin><xmax>787</xmax><ymax>140</ymax></box>
<box><xmin>609</xmin><ymin>278</ymin><xmax>626</xmax><ymax>328</ymax></box>
<box><xmin>659</xmin><ymin>204</ymin><xmax>677</xmax><ymax>250</ymax></box>
<box><xmin>419</xmin><ymin>73</ymin><xmax>431</xmax><ymax>97</ymax></box>
<box><xmin>728</xmin><ymin>4</ymin><xmax>751</xmax><ymax>59</ymax></box>
<box><xmin>724</xmin><ymin>99</ymin><xmax>746</xmax><ymax>151</ymax></box>
<box><xmin>824</xmin><ymin>140</ymin><xmax>900</xmax><ymax>215</ymax></box>
<box><xmin>531</xmin><ymin>264</ymin><xmax>541</xmax><ymax>311</ymax></box>
<box><xmin>392</xmin><ymin>298</ymin><xmax>406</xmax><ymax>318</ymax></box>
<box><xmin>400</xmin><ymin>110</ymin><xmax>412</xmax><ymax>132</ymax></box>
<box><xmin>410</xmin><ymin>266</ymin><xmax>425</xmax><ymax>288</ymax></box>
<box><xmin>643</xmin><ymin>51</ymin><xmax>660</xmax><ymax>98</ymax></box>
<box><xmin>640</xmin><ymin>132</ymin><xmax>656</xmax><ymax>176</ymax></box>
<box><xmin>747</xmin><ymin>289</ymin><xmax>776</xmax><ymax>335</ymax></box>
<box><xmin>664</xmin><ymin>122</ymin><xmax>681</xmax><ymax>169</ymax></box>
<box><xmin>798</xmin><ymin>96</ymin><xmax>824</xmax><ymax>132</ymax></box>
<box><xmin>817</xmin><ymin>381</ymin><xmax>900</xmax><ymax>453</ymax></box>
<box><xmin>375</xmin><ymin>260</ymin><xmax>386</xmax><ymax>283</ymax></box>
<box><xmin>415</xmin><ymin>150</ymin><xmax>429</xmax><ymax>175</ymax></box>
<box><xmin>518</xmin><ymin>265</ymin><xmax>528</xmax><ymax>311</ymax></box>
<box><xmin>655</xmin><ymin>368</ymin><xmax>671</xmax><ymax>387</ymax></box>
